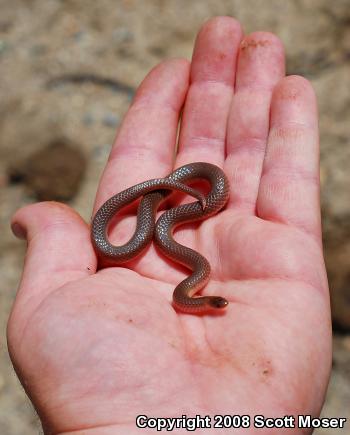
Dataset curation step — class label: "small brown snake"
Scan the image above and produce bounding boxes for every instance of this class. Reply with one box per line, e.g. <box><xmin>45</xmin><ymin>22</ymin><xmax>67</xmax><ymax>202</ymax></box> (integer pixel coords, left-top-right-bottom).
<box><xmin>91</xmin><ymin>162</ymin><xmax>229</xmax><ymax>314</ymax></box>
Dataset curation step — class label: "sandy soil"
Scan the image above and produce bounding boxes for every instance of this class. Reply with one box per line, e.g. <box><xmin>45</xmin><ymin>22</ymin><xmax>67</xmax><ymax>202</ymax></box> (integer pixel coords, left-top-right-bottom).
<box><xmin>0</xmin><ymin>0</ymin><xmax>349</xmax><ymax>433</ymax></box>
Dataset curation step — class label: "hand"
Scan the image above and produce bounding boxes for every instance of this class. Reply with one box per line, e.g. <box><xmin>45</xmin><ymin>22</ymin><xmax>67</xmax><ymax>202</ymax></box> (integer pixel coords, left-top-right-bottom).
<box><xmin>8</xmin><ymin>17</ymin><xmax>331</xmax><ymax>435</ymax></box>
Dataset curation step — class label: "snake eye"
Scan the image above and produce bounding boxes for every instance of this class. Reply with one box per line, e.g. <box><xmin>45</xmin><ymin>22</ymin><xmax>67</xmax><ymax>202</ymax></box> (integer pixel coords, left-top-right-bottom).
<box><xmin>208</xmin><ymin>296</ymin><xmax>228</xmax><ymax>309</ymax></box>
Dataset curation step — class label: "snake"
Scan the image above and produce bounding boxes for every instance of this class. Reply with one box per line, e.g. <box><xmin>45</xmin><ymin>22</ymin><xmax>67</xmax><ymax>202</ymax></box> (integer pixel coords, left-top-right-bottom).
<box><xmin>91</xmin><ymin>162</ymin><xmax>230</xmax><ymax>314</ymax></box>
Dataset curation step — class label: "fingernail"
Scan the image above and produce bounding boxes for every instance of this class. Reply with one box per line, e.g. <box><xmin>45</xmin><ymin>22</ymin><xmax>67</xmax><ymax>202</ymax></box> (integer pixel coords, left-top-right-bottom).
<box><xmin>11</xmin><ymin>222</ymin><xmax>27</xmax><ymax>240</ymax></box>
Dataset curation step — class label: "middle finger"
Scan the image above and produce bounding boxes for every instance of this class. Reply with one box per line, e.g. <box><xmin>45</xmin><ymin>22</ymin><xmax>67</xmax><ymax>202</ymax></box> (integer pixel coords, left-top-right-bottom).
<box><xmin>176</xmin><ymin>17</ymin><xmax>243</xmax><ymax>169</ymax></box>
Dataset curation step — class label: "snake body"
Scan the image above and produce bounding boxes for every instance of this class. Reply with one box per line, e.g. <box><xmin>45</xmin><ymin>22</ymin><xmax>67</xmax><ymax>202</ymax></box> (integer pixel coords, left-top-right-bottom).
<box><xmin>91</xmin><ymin>162</ymin><xmax>229</xmax><ymax>313</ymax></box>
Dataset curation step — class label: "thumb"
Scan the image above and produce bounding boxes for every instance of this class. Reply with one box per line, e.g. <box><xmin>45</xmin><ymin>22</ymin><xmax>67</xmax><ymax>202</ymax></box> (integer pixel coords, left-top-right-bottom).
<box><xmin>9</xmin><ymin>201</ymin><xmax>96</xmax><ymax>338</ymax></box>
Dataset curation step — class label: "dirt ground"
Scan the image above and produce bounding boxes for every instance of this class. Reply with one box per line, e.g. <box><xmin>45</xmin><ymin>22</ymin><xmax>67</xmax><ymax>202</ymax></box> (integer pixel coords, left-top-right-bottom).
<box><xmin>0</xmin><ymin>0</ymin><xmax>349</xmax><ymax>434</ymax></box>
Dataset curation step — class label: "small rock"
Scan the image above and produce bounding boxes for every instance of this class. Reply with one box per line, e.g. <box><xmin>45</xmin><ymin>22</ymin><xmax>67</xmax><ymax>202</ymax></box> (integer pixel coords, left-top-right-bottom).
<box><xmin>82</xmin><ymin>112</ymin><xmax>95</xmax><ymax>126</ymax></box>
<box><xmin>102</xmin><ymin>113</ymin><xmax>119</xmax><ymax>128</ymax></box>
<box><xmin>92</xmin><ymin>143</ymin><xmax>111</xmax><ymax>162</ymax></box>
<box><xmin>0</xmin><ymin>39</ymin><xmax>8</xmax><ymax>55</ymax></box>
<box><xmin>8</xmin><ymin>138</ymin><xmax>87</xmax><ymax>201</ymax></box>
<box><xmin>112</xmin><ymin>28</ymin><xmax>134</xmax><ymax>43</ymax></box>
<box><xmin>148</xmin><ymin>44</ymin><xmax>167</xmax><ymax>57</ymax></box>
<box><xmin>72</xmin><ymin>31</ymin><xmax>86</xmax><ymax>42</ymax></box>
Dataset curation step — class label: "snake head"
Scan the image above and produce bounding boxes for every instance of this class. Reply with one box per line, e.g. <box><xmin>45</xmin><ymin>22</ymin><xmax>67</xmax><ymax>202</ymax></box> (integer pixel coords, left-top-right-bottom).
<box><xmin>208</xmin><ymin>296</ymin><xmax>229</xmax><ymax>309</ymax></box>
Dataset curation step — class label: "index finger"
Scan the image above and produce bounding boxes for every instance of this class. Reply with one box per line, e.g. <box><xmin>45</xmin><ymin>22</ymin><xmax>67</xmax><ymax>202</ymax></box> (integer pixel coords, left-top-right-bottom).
<box><xmin>93</xmin><ymin>59</ymin><xmax>190</xmax><ymax>211</ymax></box>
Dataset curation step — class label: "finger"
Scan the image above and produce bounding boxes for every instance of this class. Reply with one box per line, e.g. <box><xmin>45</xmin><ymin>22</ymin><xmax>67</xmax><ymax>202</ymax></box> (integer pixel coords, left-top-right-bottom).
<box><xmin>176</xmin><ymin>16</ymin><xmax>242</xmax><ymax>168</ymax></box>
<box><xmin>257</xmin><ymin>76</ymin><xmax>321</xmax><ymax>239</ymax></box>
<box><xmin>225</xmin><ymin>32</ymin><xmax>285</xmax><ymax>212</ymax></box>
<box><xmin>94</xmin><ymin>59</ymin><xmax>190</xmax><ymax>210</ymax></box>
<box><xmin>10</xmin><ymin>202</ymin><xmax>95</xmax><ymax>333</ymax></box>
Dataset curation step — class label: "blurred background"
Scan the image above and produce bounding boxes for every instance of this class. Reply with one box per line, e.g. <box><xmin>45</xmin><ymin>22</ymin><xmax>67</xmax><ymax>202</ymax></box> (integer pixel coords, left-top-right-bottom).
<box><xmin>0</xmin><ymin>0</ymin><xmax>349</xmax><ymax>433</ymax></box>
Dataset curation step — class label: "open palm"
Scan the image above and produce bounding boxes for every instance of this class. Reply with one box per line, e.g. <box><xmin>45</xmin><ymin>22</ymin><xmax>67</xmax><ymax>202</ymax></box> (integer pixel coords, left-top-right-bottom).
<box><xmin>8</xmin><ymin>17</ymin><xmax>331</xmax><ymax>435</ymax></box>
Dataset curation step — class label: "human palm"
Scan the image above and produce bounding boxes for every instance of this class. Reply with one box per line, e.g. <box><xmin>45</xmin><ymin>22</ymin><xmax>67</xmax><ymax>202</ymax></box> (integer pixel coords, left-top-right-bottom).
<box><xmin>8</xmin><ymin>17</ymin><xmax>331</xmax><ymax>435</ymax></box>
